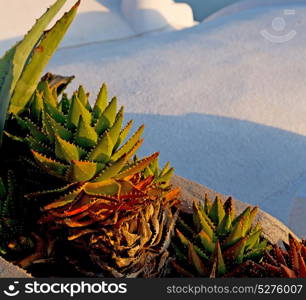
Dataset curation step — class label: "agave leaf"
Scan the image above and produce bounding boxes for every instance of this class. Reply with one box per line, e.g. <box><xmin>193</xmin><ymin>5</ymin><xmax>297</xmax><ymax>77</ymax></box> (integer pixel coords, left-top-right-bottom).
<box><xmin>223</xmin><ymin>220</ymin><xmax>244</xmax><ymax>248</ymax></box>
<box><xmin>216</xmin><ymin>213</ymin><xmax>232</xmax><ymax>237</ymax></box>
<box><xmin>204</xmin><ymin>194</ymin><xmax>212</xmax><ymax>214</ymax></box>
<box><xmin>26</xmin><ymin>136</ymin><xmax>53</xmax><ymax>157</ymax></box>
<box><xmin>155</xmin><ymin>168</ymin><xmax>174</xmax><ymax>184</ymax></box>
<box><xmin>274</xmin><ymin>245</ymin><xmax>287</xmax><ymax>266</ymax></box>
<box><xmin>178</xmin><ymin>218</ymin><xmax>196</xmax><ymax>238</ymax></box>
<box><xmin>44</xmin><ymin>102</ymin><xmax>66</xmax><ymax>124</ymax></box>
<box><xmin>44</xmin><ymin>112</ymin><xmax>72</xmax><ymax>142</ymax></box>
<box><xmin>194</xmin><ymin>245</ymin><xmax>209</xmax><ymax>261</ymax></box>
<box><xmin>16</xmin><ymin>115</ymin><xmax>48</xmax><ymax>143</ymax></box>
<box><xmin>0</xmin><ymin>177</ymin><xmax>6</xmax><ymax>198</ymax></box>
<box><xmin>232</xmin><ymin>207</ymin><xmax>251</xmax><ymax>226</ymax></box>
<box><xmin>55</xmin><ymin>135</ymin><xmax>80</xmax><ymax>163</ymax></box>
<box><xmin>29</xmin><ymin>91</ymin><xmax>44</xmax><ymax>121</ymax></box>
<box><xmin>160</xmin><ymin>162</ymin><xmax>170</xmax><ymax>176</ymax></box>
<box><xmin>88</xmin><ymin>132</ymin><xmax>113</xmax><ymax>163</ymax></box>
<box><xmin>297</xmin><ymin>253</ymin><xmax>306</xmax><ymax>277</ymax></box>
<box><xmin>108</xmin><ymin>107</ymin><xmax>124</xmax><ymax>145</ymax></box>
<box><xmin>77</xmin><ymin>85</ymin><xmax>90</xmax><ymax>108</ymax></box>
<box><xmin>40</xmin><ymin>81</ymin><xmax>57</xmax><ymax>107</ymax></box>
<box><xmin>43</xmin><ymin>185</ymin><xmax>85</xmax><ymax>210</ymax></box>
<box><xmin>163</xmin><ymin>187</ymin><xmax>180</xmax><ymax>204</ymax></box>
<box><xmin>75</xmin><ymin>116</ymin><xmax>98</xmax><ymax>148</ymax></box>
<box><xmin>223</xmin><ymin>197</ymin><xmax>235</xmax><ymax>219</ymax></box>
<box><xmin>114</xmin><ymin>120</ymin><xmax>133</xmax><ymax>151</ymax></box>
<box><xmin>93</xmin><ymin>83</ymin><xmax>107</xmax><ymax>119</ymax></box>
<box><xmin>209</xmin><ymin>196</ymin><xmax>225</xmax><ymax>226</ymax></box>
<box><xmin>111</xmin><ymin>125</ymin><xmax>144</xmax><ymax>161</ymax></box>
<box><xmin>198</xmin><ymin>230</ymin><xmax>215</xmax><ymax>254</ymax></box>
<box><xmin>193</xmin><ymin>201</ymin><xmax>214</xmax><ymax>239</ymax></box>
<box><xmin>224</xmin><ymin>236</ymin><xmax>248</xmax><ymax>264</ymax></box>
<box><xmin>93</xmin><ymin>155</ymin><xmax>127</xmax><ymax>182</ymax></box>
<box><xmin>68</xmin><ymin>229</ymin><xmax>97</xmax><ymax>241</ymax></box>
<box><xmin>176</xmin><ymin>229</ymin><xmax>190</xmax><ymax>248</ymax></box>
<box><xmin>280</xmin><ymin>264</ymin><xmax>297</xmax><ymax>278</ymax></box>
<box><xmin>67</xmin><ymin>160</ymin><xmax>104</xmax><ymax>182</ymax></box>
<box><xmin>245</xmin><ymin>230</ymin><xmax>261</xmax><ymax>251</ymax></box>
<box><xmin>9</xmin><ymin>1</ymin><xmax>80</xmax><ymax>115</ymax></box>
<box><xmin>245</xmin><ymin>247</ymin><xmax>269</xmax><ymax>261</ymax></box>
<box><xmin>249</xmin><ymin>207</ymin><xmax>258</xmax><ymax>227</ymax></box>
<box><xmin>63</xmin><ymin>218</ymin><xmax>96</xmax><ymax>228</ymax></box>
<box><xmin>58</xmin><ymin>93</ymin><xmax>70</xmax><ymax>113</ymax></box>
<box><xmin>188</xmin><ymin>243</ymin><xmax>208</xmax><ymax>276</ymax></box>
<box><xmin>211</xmin><ymin>241</ymin><xmax>226</xmax><ymax>276</ymax></box>
<box><xmin>139</xmin><ymin>213</ymin><xmax>152</xmax><ymax>247</ymax></box>
<box><xmin>95</xmin><ymin>97</ymin><xmax>117</xmax><ymax>135</ymax></box>
<box><xmin>67</xmin><ymin>93</ymin><xmax>91</xmax><ymax>129</ymax></box>
<box><xmin>0</xmin><ymin>0</ymin><xmax>68</xmax><ymax>142</ymax></box>
<box><xmin>115</xmin><ymin>152</ymin><xmax>159</xmax><ymax>180</ymax></box>
<box><xmin>31</xmin><ymin>150</ymin><xmax>68</xmax><ymax>178</ymax></box>
<box><xmin>171</xmin><ymin>261</ymin><xmax>194</xmax><ymax>277</ymax></box>
<box><xmin>84</xmin><ymin>180</ymin><xmax>120</xmax><ymax>196</ymax></box>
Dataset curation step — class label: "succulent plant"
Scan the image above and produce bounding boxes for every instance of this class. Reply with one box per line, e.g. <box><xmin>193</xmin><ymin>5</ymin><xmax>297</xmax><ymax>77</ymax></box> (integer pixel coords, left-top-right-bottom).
<box><xmin>4</xmin><ymin>74</ymin><xmax>181</xmax><ymax>277</ymax></box>
<box><xmin>0</xmin><ymin>0</ymin><xmax>82</xmax><ymax>271</ymax></box>
<box><xmin>172</xmin><ymin>196</ymin><xmax>269</xmax><ymax>277</ymax></box>
<box><xmin>0</xmin><ymin>171</ymin><xmax>34</xmax><ymax>256</ymax></box>
<box><xmin>10</xmin><ymin>75</ymin><xmax>138</xmax><ymax>178</ymax></box>
<box><xmin>0</xmin><ymin>0</ymin><xmax>79</xmax><ymax>144</ymax></box>
<box><xmin>54</xmin><ymin>173</ymin><xmax>180</xmax><ymax>277</ymax></box>
<box><xmin>256</xmin><ymin>234</ymin><xmax>306</xmax><ymax>278</ymax></box>
<box><xmin>0</xmin><ymin>0</ymin><xmax>181</xmax><ymax>278</ymax></box>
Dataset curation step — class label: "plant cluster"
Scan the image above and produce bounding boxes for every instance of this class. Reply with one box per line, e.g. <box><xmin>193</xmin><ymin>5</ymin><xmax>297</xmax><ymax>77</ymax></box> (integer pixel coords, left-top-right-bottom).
<box><xmin>0</xmin><ymin>0</ymin><xmax>305</xmax><ymax>279</ymax></box>
<box><xmin>172</xmin><ymin>196</ymin><xmax>269</xmax><ymax>277</ymax></box>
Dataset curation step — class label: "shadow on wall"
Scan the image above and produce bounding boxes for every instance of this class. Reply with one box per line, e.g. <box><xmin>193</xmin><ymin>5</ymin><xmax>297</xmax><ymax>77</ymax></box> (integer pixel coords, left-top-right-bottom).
<box><xmin>126</xmin><ymin>112</ymin><xmax>306</xmax><ymax>228</ymax></box>
<box><xmin>175</xmin><ymin>0</ymin><xmax>244</xmax><ymax>21</ymax></box>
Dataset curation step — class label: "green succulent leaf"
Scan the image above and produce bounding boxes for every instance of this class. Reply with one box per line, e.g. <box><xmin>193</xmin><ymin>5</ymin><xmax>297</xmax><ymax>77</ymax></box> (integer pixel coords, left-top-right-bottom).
<box><xmin>0</xmin><ymin>0</ymin><xmax>68</xmax><ymax>143</ymax></box>
<box><xmin>88</xmin><ymin>132</ymin><xmax>113</xmax><ymax>163</ymax></box>
<box><xmin>188</xmin><ymin>243</ymin><xmax>208</xmax><ymax>276</ymax></box>
<box><xmin>9</xmin><ymin>1</ymin><xmax>80</xmax><ymax>115</ymax></box>
<box><xmin>55</xmin><ymin>135</ymin><xmax>80</xmax><ymax>163</ymax></box>
<box><xmin>75</xmin><ymin>116</ymin><xmax>98</xmax><ymax>149</ymax></box>
<box><xmin>209</xmin><ymin>197</ymin><xmax>226</xmax><ymax>226</ymax></box>
<box><xmin>68</xmin><ymin>93</ymin><xmax>92</xmax><ymax>129</ymax></box>
<box><xmin>93</xmin><ymin>83</ymin><xmax>107</xmax><ymax>120</ymax></box>
<box><xmin>95</xmin><ymin>97</ymin><xmax>117</xmax><ymax>135</ymax></box>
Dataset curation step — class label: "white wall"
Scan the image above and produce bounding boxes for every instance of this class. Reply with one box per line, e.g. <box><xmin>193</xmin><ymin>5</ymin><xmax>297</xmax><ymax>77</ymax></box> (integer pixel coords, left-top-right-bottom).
<box><xmin>175</xmin><ymin>0</ymin><xmax>244</xmax><ymax>20</ymax></box>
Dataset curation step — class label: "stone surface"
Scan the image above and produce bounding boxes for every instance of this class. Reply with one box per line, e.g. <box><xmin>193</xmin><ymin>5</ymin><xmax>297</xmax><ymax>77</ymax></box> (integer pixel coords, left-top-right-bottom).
<box><xmin>171</xmin><ymin>175</ymin><xmax>298</xmax><ymax>245</ymax></box>
<box><xmin>0</xmin><ymin>257</ymin><xmax>30</xmax><ymax>278</ymax></box>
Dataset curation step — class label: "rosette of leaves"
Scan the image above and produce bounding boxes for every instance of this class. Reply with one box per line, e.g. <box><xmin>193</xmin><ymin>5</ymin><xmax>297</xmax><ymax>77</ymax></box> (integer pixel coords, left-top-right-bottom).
<box><xmin>8</xmin><ymin>73</ymin><xmax>176</xmax><ymax>198</ymax></box>
<box><xmin>257</xmin><ymin>234</ymin><xmax>306</xmax><ymax>278</ymax></box>
<box><xmin>58</xmin><ymin>172</ymin><xmax>180</xmax><ymax>278</ymax></box>
<box><xmin>32</xmin><ymin>156</ymin><xmax>180</xmax><ymax>277</ymax></box>
<box><xmin>172</xmin><ymin>196</ymin><xmax>269</xmax><ymax>277</ymax></box>
<box><xmin>6</xmin><ymin>75</ymin><xmax>180</xmax><ymax>277</ymax></box>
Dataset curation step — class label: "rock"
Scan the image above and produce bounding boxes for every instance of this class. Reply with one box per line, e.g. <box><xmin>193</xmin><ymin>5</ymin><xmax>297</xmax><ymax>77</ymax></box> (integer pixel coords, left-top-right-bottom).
<box><xmin>171</xmin><ymin>175</ymin><xmax>298</xmax><ymax>244</ymax></box>
<box><xmin>0</xmin><ymin>256</ymin><xmax>30</xmax><ymax>278</ymax></box>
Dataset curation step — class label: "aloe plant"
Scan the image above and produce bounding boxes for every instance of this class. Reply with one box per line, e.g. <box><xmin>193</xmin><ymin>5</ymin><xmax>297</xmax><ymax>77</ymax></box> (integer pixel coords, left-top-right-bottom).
<box><xmin>0</xmin><ymin>0</ymin><xmax>181</xmax><ymax>278</ymax></box>
<box><xmin>172</xmin><ymin>196</ymin><xmax>270</xmax><ymax>277</ymax></box>
<box><xmin>0</xmin><ymin>171</ymin><xmax>34</xmax><ymax>255</ymax></box>
<box><xmin>5</xmin><ymin>74</ymin><xmax>181</xmax><ymax>277</ymax></box>
<box><xmin>255</xmin><ymin>234</ymin><xmax>306</xmax><ymax>278</ymax></box>
<box><xmin>0</xmin><ymin>0</ymin><xmax>80</xmax><ymax>144</ymax></box>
